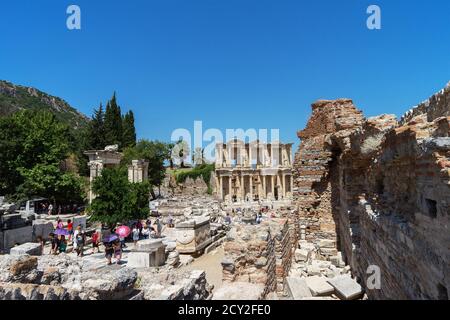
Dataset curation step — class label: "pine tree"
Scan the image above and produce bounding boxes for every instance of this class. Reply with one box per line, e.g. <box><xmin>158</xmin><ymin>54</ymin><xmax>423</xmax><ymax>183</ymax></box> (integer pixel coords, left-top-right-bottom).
<box><xmin>122</xmin><ymin>110</ymin><xmax>136</xmax><ymax>148</ymax></box>
<box><xmin>104</xmin><ymin>92</ymin><xmax>123</xmax><ymax>148</ymax></box>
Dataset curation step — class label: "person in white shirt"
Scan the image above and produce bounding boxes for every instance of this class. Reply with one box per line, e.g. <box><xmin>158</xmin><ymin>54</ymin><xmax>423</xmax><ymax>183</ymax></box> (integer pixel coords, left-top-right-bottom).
<box><xmin>141</xmin><ymin>224</ymin><xmax>151</xmax><ymax>239</ymax></box>
<box><xmin>132</xmin><ymin>225</ymin><xmax>140</xmax><ymax>245</ymax></box>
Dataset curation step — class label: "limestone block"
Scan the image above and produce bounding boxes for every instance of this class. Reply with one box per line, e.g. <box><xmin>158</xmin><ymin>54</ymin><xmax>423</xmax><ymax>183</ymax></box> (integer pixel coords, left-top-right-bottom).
<box><xmin>294</xmin><ymin>248</ymin><xmax>310</xmax><ymax>262</ymax></box>
<box><xmin>32</xmin><ymin>220</ymin><xmax>54</xmax><ymax>240</ymax></box>
<box><xmin>327</xmin><ymin>275</ymin><xmax>363</xmax><ymax>300</ymax></box>
<box><xmin>135</xmin><ymin>239</ymin><xmax>164</xmax><ymax>252</ymax></box>
<box><xmin>286</xmin><ymin>277</ymin><xmax>312</xmax><ymax>299</ymax></box>
<box><xmin>319</xmin><ymin>247</ymin><xmax>338</xmax><ymax>256</ymax></box>
<box><xmin>10</xmin><ymin>243</ymin><xmax>42</xmax><ymax>256</ymax></box>
<box><xmin>306</xmin><ymin>264</ymin><xmax>321</xmax><ymax>276</ymax></box>
<box><xmin>318</xmin><ymin>239</ymin><xmax>335</xmax><ymax>248</ymax></box>
<box><xmin>127</xmin><ymin>252</ymin><xmax>151</xmax><ymax>268</ymax></box>
<box><xmin>127</xmin><ymin>249</ymin><xmax>166</xmax><ymax>268</ymax></box>
<box><xmin>305</xmin><ymin>276</ymin><xmax>335</xmax><ymax>296</ymax></box>
<box><xmin>299</xmin><ymin>241</ymin><xmax>315</xmax><ymax>252</ymax></box>
<box><xmin>3</xmin><ymin>226</ymin><xmax>33</xmax><ymax>251</ymax></box>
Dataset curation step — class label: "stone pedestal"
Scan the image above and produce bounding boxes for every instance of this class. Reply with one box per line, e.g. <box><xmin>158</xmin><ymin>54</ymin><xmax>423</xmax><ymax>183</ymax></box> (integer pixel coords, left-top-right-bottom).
<box><xmin>128</xmin><ymin>239</ymin><xmax>166</xmax><ymax>268</ymax></box>
<box><xmin>175</xmin><ymin>217</ymin><xmax>211</xmax><ymax>253</ymax></box>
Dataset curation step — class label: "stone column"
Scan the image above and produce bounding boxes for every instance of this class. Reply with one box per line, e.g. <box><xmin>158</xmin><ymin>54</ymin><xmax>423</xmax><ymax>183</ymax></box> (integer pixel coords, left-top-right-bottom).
<box><xmin>260</xmin><ymin>144</ymin><xmax>265</xmax><ymax>167</ymax></box>
<box><xmin>241</xmin><ymin>175</ymin><xmax>245</xmax><ymax>201</ymax></box>
<box><xmin>271</xmin><ymin>175</ymin><xmax>275</xmax><ymax>200</ymax></box>
<box><xmin>282</xmin><ymin>173</ymin><xmax>286</xmax><ymax>199</ymax></box>
<box><xmin>219</xmin><ymin>175</ymin><xmax>223</xmax><ymax>200</ymax></box>
<box><xmin>262</xmin><ymin>175</ymin><xmax>266</xmax><ymax>200</ymax></box>
<box><xmin>249</xmin><ymin>176</ymin><xmax>253</xmax><ymax>201</ymax></box>
<box><xmin>228</xmin><ymin>176</ymin><xmax>232</xmax><ymax>201</ymax></box>
<box><xmin>216</xmin><ymin>144</ymin><xmax>223</xmax><ymax>168</ymax></box>
<box><xmin>290</xmin><ymin>175</ymin><xmax>293</xmax><ymax>197</ymax></box>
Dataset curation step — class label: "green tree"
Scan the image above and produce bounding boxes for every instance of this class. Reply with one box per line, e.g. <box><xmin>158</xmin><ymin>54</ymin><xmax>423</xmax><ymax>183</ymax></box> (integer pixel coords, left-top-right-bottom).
<box><xmin>86</xmin><ymin>103</ymin><xmax>106</xmax><ymax>150</ymax></box>
<box><xmin>76</xmin><ymin>104</ymin><xmax>106</xmax><ymax>176</ymax></box>
<box><xmin>104</xmin><ymin>93</ymin><xmax>123</xmax><ymax>148</ymax></box>
<box><xmin>122</xmin><ymin>110</ymin><xmax>136</xmax><ymax>148</ymax></box>
<box><xmin>0</xmin><ymin>110</ymin><xmax>85</xmax><ymax>203</ymax></box>
<box><xmin>90</xmin><ymin>167</ymin><xmax>150</xmax><ymax>226</ymax></box>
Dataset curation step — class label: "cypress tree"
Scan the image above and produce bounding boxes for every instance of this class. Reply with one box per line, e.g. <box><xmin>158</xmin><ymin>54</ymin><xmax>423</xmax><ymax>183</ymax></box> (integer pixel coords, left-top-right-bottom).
<box><xmin>86</xmin><ymin>103</ymin><xmax>106</xmax><ymax>150</ymax></box>
<box><xmin>122</xmin><ymin>110</ymin><xmax>136</xmax><ymax>148</ymax></box>
<box><xmin>104</xmin><ymin>92</ymin><xmax>123</xmax><ymax>148</ymax></box>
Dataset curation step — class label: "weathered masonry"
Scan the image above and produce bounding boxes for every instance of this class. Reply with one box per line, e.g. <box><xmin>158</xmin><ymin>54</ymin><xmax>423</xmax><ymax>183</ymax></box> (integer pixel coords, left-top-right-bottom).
<box><xmin>84</xmin><ymin>145</ymin><xmax>149</xmax><ymax>203</ymax></box>
<box><xmin>215</xmin><ymin>140</ymin><xmax>294</xmax><ymax>203</ymax></box>
<box><xmin>292</xmin><ymin>82</ymin><xmax>450</xmax><ymax>300</ymax></box>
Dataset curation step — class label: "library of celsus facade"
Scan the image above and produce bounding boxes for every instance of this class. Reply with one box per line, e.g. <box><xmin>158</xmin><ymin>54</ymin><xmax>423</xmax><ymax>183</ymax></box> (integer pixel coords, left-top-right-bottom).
<box><xmin>215</xmin><ymin>140</ymin><xmax>294</xmax><ymax>203</ymax></box>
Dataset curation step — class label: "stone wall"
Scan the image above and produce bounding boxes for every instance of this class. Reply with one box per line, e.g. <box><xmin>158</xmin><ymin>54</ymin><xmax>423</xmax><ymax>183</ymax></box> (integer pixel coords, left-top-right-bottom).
<box><xmin>221</xmin><ymin>218</ymin><xmax>293</xmax><ymax>298</ymax></box>
<box><xmin>292</xmin><ymin>99</ymin><xmax>364</xmax><ymax>245</ymax></box>
<box><xmin>293</xmin><ymin>84</ymin><xmax>450</xmax><ymax>300</ymax></box>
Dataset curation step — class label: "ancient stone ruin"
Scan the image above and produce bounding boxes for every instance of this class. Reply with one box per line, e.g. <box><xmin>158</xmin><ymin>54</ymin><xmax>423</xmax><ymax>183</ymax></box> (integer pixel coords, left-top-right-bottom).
<box><xmin>0</xmin><ymin>83</ymin><xmax>448</xmax><ymax>300</ymax></box>
<box><xmin>292</xmin><ymin>83</ymin><xmax>450</xmax><ymax>299</ymax></box>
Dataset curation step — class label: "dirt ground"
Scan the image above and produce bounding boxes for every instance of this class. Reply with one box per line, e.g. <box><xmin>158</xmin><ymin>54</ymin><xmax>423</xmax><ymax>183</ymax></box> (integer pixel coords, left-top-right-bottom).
<box><xmin>180</xmin><ymin>245</ymin><xmax>225</xmax><ymax>292</ymax></box>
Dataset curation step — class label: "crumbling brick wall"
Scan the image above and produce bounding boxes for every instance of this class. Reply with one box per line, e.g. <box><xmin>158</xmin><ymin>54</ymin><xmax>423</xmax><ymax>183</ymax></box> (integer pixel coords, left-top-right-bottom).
<box><xmin>293</xmin><ymin>83</ymin><xmax>450</xmax><ymax>300</ymax></box>
<box><xmin>292</xmin><ymin>99</ymin><xmax>364</xmax><ymax>246</ymax></box>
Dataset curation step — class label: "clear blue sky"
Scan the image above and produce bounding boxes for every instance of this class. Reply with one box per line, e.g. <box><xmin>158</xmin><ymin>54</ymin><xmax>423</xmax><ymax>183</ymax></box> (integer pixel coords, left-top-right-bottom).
<box><xmin>1</xmin><ymin>0</ymin><xmax>449</xmax><ymax>151</ymax></box>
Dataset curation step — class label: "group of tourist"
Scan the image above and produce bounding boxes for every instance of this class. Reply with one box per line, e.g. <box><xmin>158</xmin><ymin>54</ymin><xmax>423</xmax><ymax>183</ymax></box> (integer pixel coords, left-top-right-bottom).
<box><xmin>38</xmin><ymin>203</ymin><xmax>82</xmax><ymax>215</ymax></box>
<box><xmin>130</xmin><ymin>217</ymin><xmax>164</xmax><ymax>245</ymax></box>
<box><xmin>44</xmin><ymin>219</ymin><xmax>89</xmax><ymax>256</ymax></box>
<box><xmin>226</xmin><ymin>208</ymin><xmax>268</xmax><ymax>225</ymax></box>
<box><xmin>36</xmin><ymin>216</ymin><xmax>172</xmax><ymax>266</ymax></box>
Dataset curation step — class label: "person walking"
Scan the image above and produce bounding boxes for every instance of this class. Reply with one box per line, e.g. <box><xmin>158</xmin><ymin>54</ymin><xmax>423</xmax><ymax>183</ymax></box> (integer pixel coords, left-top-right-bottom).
<box><xmin>67</xmin><ymin>219</ymin><xmax>73</xmax><ymax>241</ymax></box>
<box><xmin>105</xmin><ymin>241</ymin><xmax>114</xmax><ymax>265</ymax></box>
<box><xmin>132</xmin><ymin>225</ymin><xmax>140</xmax><ymax>246</ymax></box>
<box><xmin>74</xmin><ymin>226</ymin><xmax>85</xmax><ymax>257</ymax></box>
<box><xmin>56</xmin><ymin>218</ymin><xmax>64</xmax><ymax>230</ymax></box>
<box><xmin>49</xmin><ymin>233</ymin><xmax>59</xmax><ymax>255</ymax></box>
<box><xmin>224</xmin><ymin>213</ymin><xmax>232</xmax><ymax>225</ymax></box>
<box><xmin>91</xmin><ymin>230</ymin><xmax>101</xmax><ymax>254</ymax></box>
<box><xmin>48</xmin><ymin>203</ymin><xmax>54</xmax><ymax>215</ymax></box>
<box><xmin>155</xmin><ymin>217</ymin><xmax>162</xmax><ymax>238</ymax></box>
<box><xmin>36</xmin><ymin>236</ymin><xmax>45</xmax><ymax>255</ymax></box>
<box><xmin>113</xmin><ymin>240</ymin><xmax>122</xmax><ymax>264</ymax></box>
<box><xmin>59</xmin><ymin>235</ymin><xmax>67</xmax><ymax>253</ymax></box>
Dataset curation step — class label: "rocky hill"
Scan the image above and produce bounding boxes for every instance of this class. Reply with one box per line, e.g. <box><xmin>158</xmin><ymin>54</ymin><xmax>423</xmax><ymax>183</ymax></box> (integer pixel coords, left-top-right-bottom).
<box><xmin>0</xmin><ymin>80</ymin><xmax>89</xmax><ymax>129</ymax></box>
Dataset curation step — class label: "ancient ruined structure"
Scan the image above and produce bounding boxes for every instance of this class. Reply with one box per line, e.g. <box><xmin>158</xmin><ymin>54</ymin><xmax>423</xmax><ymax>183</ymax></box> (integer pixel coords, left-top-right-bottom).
<box><xmin>293</xmin><ymin>83</ymin><xmax>450</xmax><ymax>300</ymax></box>
<box><xmin>84</xmin><ymin>146</ymin><xmax>123</xmax><ymax>203</ymax></box>
<box><xmin>220</xmin><ymin>214</ymin><xmax>295</xmax><ymax>299</ymax></box>
<box><xmin>215</xmin><ymin>140</ymin><xmax>294</xmax><ymax>203</ymax></box>
<box><xmin>85</xmin><ymin>145</ymin><xmax>149</xmax><ymax>203</ymax></box>
<box><xmin>175</xmin><ymin>217</ymin><xmax>212</xmax><ymax>254</ymax></box>
<box><xmin>128</xmin><ymin>160</ymin><xmax>149</xmax><ymax>183</ymax></box>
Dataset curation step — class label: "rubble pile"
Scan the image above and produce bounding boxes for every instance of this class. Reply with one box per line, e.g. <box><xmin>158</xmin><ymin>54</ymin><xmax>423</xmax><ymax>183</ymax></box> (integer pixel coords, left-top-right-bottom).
<box><xmin>136</xmin><ymin>269</ymin><xmax>213</xmax><ymax>300</ymax></box>
<box><xmin>221</xmin><ymin>218</ymin><xmax>294</xmax><ymax>299</ymax></box>
<box><xmin>0</xmin><ymin>254</ymin><xmax>138</xmax><ymax>300</ymax></box>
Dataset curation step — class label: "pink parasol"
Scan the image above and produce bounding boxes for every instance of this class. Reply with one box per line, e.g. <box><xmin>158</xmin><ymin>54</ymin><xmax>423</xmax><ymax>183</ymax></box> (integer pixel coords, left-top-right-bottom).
<box><xmin>115</xmin><ymin>225</ymin><xmax>131</xmax><ymax>238</ymax></box>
